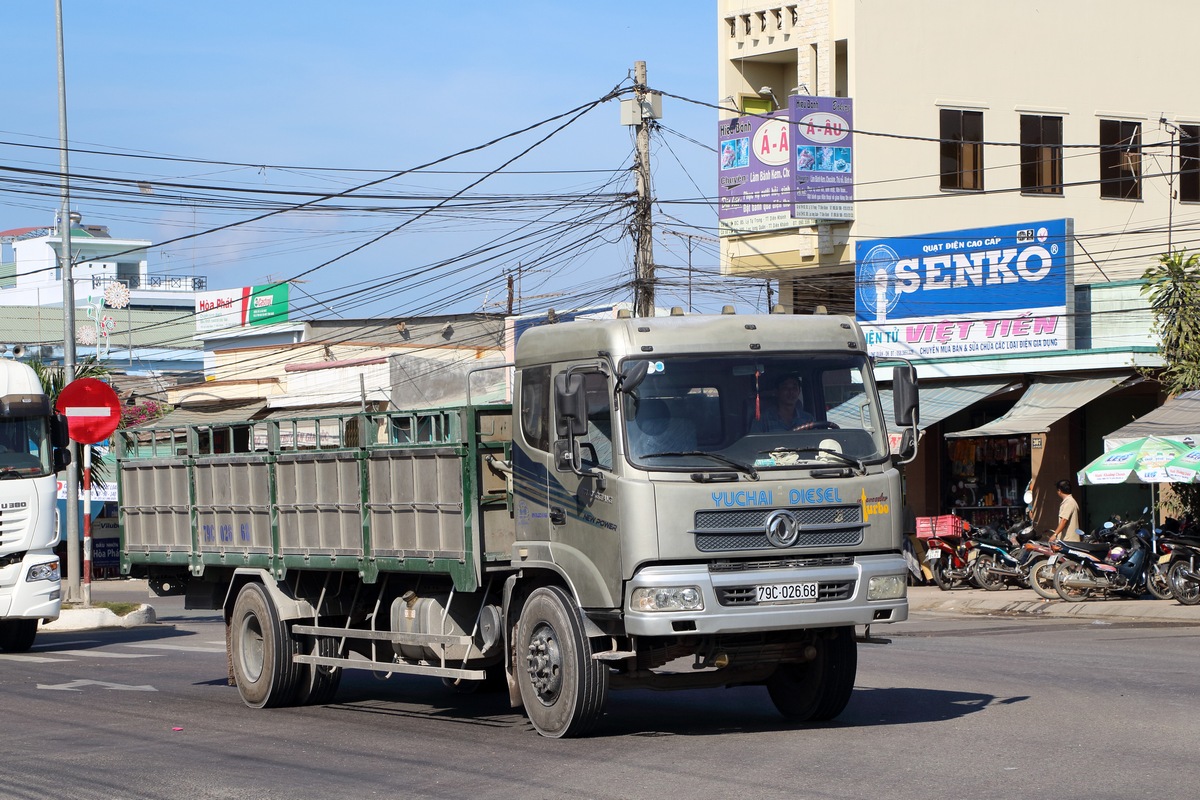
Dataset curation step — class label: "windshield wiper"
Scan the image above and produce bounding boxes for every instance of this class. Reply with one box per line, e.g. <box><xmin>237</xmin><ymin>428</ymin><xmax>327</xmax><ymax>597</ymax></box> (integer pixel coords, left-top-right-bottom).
<box><xmin>759</xmin><ymin>446</ymin><xmax>866</xmax><ymax>475</ymax></box>
<box><xmin>639</xmin><ymin>451</ymin><xmax>759</xmax><ymax>480</ymax></box>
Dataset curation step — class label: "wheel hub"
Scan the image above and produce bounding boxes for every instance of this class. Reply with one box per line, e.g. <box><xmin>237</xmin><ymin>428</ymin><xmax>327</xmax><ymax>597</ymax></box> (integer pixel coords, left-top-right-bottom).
<box><xmin>525</xmin><ymin>622</ymin><xmax>563</xmax><ymax>704</ymax></box>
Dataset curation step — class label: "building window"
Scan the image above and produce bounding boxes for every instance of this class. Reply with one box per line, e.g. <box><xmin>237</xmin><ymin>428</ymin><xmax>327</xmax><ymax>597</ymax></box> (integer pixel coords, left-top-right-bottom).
<box><xmin>1020</xmin><ymin>114</ymin><xmax>1063</xmax><ymax>195</ymax></box>
<box><xmin>1099</xmin><ymin>119</ymin><xmax>1141</xmax><ymax>200</ymax></box>
<box><xmin>940</xmin><ymin>109</ymin><xmax>984</xmax><ymax>191</ymax></box>
<box><xmin>1180</xmin><ymin>124</ymin><xmax>1199</xmax><ymax>203</ymax></box>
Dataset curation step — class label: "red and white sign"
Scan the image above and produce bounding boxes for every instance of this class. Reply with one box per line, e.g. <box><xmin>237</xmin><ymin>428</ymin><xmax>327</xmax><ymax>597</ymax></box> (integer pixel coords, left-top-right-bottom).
<box><xmin>56</xmin><ymin>378</ymin><xmax>121</xmax><ymax>444</ymax></box>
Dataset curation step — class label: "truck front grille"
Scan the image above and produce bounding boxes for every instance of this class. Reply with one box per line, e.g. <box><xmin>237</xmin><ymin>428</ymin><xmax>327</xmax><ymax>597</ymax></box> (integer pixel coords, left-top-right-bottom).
<box><xmin>717</xmin><ymin>580</ymin><xmax>856</xmax><ymax>606</ymax></box>
<box><xmin>692</xmin><ymin>506</ymin><xmax>864</xmax><ymax>552</ymax></box>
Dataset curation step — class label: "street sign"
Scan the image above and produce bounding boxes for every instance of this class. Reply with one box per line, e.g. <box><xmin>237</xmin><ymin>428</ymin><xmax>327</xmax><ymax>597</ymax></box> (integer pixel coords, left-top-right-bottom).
<box><xmin>55</xmin><ymin>378</ymin><xmax>121</xmax><ymax>444</ymax></box>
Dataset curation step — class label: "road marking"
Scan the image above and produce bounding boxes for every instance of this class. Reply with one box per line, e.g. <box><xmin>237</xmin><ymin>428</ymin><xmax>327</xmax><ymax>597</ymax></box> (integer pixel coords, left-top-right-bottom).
<box><xmin>0</xmin><ymin>654</ymin><xmax>69</xmax><ymax>663</ymax></box>
<box><xmin>128</xmin><ymin>643</ymin><xmax>226</xmax><ymax>654</ymax></box>
<box><xmin>53</xmin><ymin>649</ymin><xmax>162</xmax><ymax>659</ymax></box>
<box><xmin>37</xmin><ymin>679</ymin><xmax>156</xmax><ymax>692</ymax></box>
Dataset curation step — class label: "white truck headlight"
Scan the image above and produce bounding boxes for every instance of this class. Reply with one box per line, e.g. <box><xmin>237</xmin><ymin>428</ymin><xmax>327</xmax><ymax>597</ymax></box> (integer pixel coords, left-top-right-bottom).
<box><xmin>27</xmin><ymin>561</ymin><xmax>61</xmax><ymax>583</ymax></box>
<box><xmin>631</xmin><ymin>586</ymin><xmax>704</xmax><ymax>612</ymax></box>
<box><xmin>867</xmin><ymin>574</ymin><xmax>906</xmax><ymax>601</ymax></box>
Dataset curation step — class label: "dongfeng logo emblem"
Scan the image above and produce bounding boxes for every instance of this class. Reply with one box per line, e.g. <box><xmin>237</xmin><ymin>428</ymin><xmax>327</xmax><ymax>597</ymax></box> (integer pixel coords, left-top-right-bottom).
<box><xmin>764</xmin><ymin>510</ymin><xmax>801</xmax><ymax>548</ymax></box>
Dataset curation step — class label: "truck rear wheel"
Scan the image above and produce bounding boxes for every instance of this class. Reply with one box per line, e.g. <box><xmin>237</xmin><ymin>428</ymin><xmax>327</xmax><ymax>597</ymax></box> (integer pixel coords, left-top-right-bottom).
<box><xmin>291</xmin><ymin>632</ymin><xmax>342</xmax><ymax>706</ymax></box>
<box><xmin>230</xmin><ymin>582</ymin><xmax>299</xmax><ymax>708</ymax></box>
<box><xmin>515</xmin><ymin>585</ymin><xmax>609</xmax><ymax>738</ymax></box>
<box><xmin>0</xmin><ymin>619</ymin><xmax>38</xmax><ymax>653</ymax></box>
<box><xmin>767</xmin><ymin>626</ymin><xmax>857</xmax><ymax>722</ymax></box>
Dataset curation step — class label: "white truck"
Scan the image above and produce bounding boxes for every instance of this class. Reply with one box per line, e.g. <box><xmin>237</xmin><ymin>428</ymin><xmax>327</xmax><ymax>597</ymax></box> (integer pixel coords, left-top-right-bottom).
<box><xmin>118</xmin><ymin>310</ymin><xmax>919</xmax><ymax>737</ymax></box>
<box><xmin>0</xmin><ymin>359</ymin><xmax>71</xmax><ymax>652</ymax></box>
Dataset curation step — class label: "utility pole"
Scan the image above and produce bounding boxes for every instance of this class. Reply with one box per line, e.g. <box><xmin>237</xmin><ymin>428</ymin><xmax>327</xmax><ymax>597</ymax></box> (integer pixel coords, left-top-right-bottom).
<box><xmin>55</xmin><ymin>0</ymin><xmax>82</xmax><ymax>604</ymax></box>
<box><xmin>633</xmin><ymin>61</ymin><xmax>655</xmax><ymax>317</ymax></box>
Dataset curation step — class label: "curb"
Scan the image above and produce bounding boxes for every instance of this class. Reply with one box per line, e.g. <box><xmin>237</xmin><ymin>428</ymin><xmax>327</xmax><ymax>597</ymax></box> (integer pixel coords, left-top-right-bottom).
<box><xmin>909</xmin><ymin>587</ymin><xmax>1200</xmax><ymax>623</ymax></box>
<box><xmin>40</xmin><ymin>604</ymin><xmax>158</xmax><ymax>632</ymax></box>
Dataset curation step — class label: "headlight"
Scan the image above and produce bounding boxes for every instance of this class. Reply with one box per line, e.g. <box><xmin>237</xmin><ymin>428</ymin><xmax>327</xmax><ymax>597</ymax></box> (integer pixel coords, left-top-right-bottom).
<box><xmin>867</xmin><ymin>574</ymin><xmax>906</xmax><ymax>601</ymax></box>
<box><xmin>630</xmin><ymin>586</ymin><xmax>704</xmax><ymax>612</ymax></box>
<box><xmin>27</xmin><ymin>561</ymin><xmax>60</xmax><ymax>583</ymax></box>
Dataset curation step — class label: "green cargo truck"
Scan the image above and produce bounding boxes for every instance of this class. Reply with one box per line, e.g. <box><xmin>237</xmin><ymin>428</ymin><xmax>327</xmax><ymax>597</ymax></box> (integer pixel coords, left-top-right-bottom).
<box><xmin>117</xmin><ymin>310</ymin><xmax>919</xmax><ymax>737</ymax></box>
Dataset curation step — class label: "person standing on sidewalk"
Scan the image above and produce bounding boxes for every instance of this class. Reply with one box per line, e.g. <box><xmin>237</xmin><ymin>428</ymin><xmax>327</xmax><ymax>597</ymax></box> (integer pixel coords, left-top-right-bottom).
<box><xmin>1050</xmin><ymin>479</ymin><xmax>1082</xmax><ymax>542</ymax></box>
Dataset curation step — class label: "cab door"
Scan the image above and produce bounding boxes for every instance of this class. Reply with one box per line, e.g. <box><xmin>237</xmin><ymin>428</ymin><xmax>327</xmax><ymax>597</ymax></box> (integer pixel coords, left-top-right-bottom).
<box><xmin>548</xmin><ymin>367</ymin><xmax>623</xmax><ymax>609</ymax></box>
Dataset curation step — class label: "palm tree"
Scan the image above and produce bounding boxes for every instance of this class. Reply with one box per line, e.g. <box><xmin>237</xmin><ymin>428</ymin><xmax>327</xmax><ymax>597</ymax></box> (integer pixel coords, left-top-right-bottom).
<box><xmin>1141</xmin><ymin>249</ymin><xmax>1200</xmax><ymax>395</ymax></box>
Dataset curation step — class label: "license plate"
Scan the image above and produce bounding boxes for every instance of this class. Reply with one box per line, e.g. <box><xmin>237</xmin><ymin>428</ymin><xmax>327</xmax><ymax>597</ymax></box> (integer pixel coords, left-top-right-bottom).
<box><xmin>924</xmin><ymin>550</ymin><xmax>941</xmax><ymax>562</ymax></box>
<box><xmin>1048</xmin><ymin>554</ymin><xmax>1059</xmax><ymax>565</ymax></box>
<box><xmin>1159</xmin><ymin>553</ymin><xmax>1173</xmax><ymax>564</ymax></box>
<box><xmin>756</xmin><ymin>582</ymin><xmax>819</xmax><ymax>603</ymax></box>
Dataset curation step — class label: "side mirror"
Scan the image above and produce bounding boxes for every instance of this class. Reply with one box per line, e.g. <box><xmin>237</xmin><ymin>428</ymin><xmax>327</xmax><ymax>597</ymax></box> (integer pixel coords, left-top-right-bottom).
<box><xmin>54</xmin><ymin>448</ymin><xmax>72</xmax><ymax>472</ymax></box>
<box><xmin>892</xmin><ymin>364</ymin><xmax>919</xmax><ymax>427</ymax></box>
<box><xmin>553</xmin><ymin>373</ymin><xmax>588</xmax><ymax>437</ymax></box>
<box><xmin>895</xmin><ymin>428</ymin><xmax>916</xmax><ymax>462</ymax></box>
<box><xmin>51</xmin><ymin>413</ymin><xmax>70</xmax><ymax>448</ymax></box>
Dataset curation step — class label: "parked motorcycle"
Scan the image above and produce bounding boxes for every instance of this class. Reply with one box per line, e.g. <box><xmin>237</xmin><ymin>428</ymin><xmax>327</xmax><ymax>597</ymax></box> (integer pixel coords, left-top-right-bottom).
<box><xmin>1022</xmin><ymin>537</ymin><xmax>1060</xmax><ymax>600</ymax></box>
<box><xmin>971</xmin><ymin>516</ymin><xmax>1038</xmax><ymax>591</ymax></box>
<box><xmin>1160</xmin><ymin>524</ymin><xmax>1200</xmax><ymax>605</ymax></box>
<box><xmin>1051</xmin><ymin>515</ymin><xmax>1155</xmax><ymax>601</ymax></box>
<box><xmin>924</xmin><ymin>529</ymin><xmax>978</xmax><ymax>590</ymax></box>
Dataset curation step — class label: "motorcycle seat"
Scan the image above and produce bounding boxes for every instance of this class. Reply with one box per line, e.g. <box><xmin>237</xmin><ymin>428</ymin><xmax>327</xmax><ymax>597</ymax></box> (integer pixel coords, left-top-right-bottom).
<box><xmin>1061</xmin><ymin>540</ymin><xmax>1111</xmax><ymax>556</ymax></box>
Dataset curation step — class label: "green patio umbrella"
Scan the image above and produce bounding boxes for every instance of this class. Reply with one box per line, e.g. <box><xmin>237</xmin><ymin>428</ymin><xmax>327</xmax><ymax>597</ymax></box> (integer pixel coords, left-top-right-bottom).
<box><xmin>1164</xmin><ymin>447</ymin><xmax>1200</xmax><ymax>483</ymax></box>
<box><xmin>1077</xmin><ymin>436</ymin><xmax>1192</xmax><ymax>485</ymax></box>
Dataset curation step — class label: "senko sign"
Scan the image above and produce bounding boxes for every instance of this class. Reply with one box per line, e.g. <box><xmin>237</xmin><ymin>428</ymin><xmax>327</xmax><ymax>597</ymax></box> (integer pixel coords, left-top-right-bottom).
<box><xmin>55</xmin><ymin>378</ymin><xmax>121</xmax><ymax>445</ymax></box>
<box><xmin>855</xmin><ymin>219</ymin><xmax>1073</xmax><ymax>359</ymax></box>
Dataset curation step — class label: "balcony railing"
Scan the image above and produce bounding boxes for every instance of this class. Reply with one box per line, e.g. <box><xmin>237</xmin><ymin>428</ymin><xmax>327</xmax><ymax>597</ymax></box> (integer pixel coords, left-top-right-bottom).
<box><xmin>90</xmin><ymin>274</ymin><xmax>207</xmax><ymax>292</ymax></box>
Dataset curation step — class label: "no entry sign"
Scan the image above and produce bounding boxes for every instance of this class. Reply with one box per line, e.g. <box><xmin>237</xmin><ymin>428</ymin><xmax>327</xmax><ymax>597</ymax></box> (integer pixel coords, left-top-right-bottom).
<box><xmin>56</xmin><ymin>378</ymin><xmax>121</xmax><ymax>444</ymax></box>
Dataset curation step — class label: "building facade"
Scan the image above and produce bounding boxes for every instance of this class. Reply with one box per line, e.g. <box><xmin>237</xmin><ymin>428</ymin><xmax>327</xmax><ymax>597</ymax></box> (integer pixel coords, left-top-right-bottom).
<box><xmin>717</xmin><ymin>1</ymin><xmax>1197</xmax><ymax>530</ymax></box>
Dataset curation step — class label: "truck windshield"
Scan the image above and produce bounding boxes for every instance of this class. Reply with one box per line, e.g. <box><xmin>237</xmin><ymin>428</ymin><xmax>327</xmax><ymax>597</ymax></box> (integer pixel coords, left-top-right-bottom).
<box><xmin>0</xmin><ymin>416</ymin><xmax>52</xmax><ymax>479</ymax></box>
<box><xmin>621</xmin><ymin>353</ymin><xmax>888</xmax><ymax>471</ymax></box>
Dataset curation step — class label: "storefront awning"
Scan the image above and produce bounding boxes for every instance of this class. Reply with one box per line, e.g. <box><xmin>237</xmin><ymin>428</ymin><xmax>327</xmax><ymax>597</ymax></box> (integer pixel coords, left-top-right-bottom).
<box><xmin>148</xmin><ymin>401</ymin><xmax>266</xmax><ymax>428</ymax></box>
<box><xmin>1104</xmin><ymin>389</ymin><xmax>1200</xmax><ymax>450</ymax></box>
<box><xmin>945</xmin><ymin>375</ymin><xmax>1128</xmax><ymax>439</ymax></box>
<box><xmin>878</xmin><ymin>379</ymin><xmax>1022</xmax><ymax>434</ymax></box>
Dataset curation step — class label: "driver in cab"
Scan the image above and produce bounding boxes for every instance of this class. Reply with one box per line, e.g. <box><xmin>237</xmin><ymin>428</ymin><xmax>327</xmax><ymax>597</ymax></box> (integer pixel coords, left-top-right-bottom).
<box><xmin>750</xmin><ymin>375</ymin><xmax>816</xmax><ymax>432</ymax></box>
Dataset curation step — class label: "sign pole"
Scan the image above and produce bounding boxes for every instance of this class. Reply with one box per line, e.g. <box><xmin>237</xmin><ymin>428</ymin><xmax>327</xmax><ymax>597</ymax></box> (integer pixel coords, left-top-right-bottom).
<box><xmin>82</xmin><ymin>443</ymin><xmax>92</xmax><ymax>608</ymax></box>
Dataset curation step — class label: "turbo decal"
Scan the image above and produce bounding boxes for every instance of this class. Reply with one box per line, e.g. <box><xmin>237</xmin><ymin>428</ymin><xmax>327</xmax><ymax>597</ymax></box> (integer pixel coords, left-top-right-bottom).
<box><xmin>860</xmin><ymin>489</ymin><xmax>890</xmax><ymax>522</ymax></box>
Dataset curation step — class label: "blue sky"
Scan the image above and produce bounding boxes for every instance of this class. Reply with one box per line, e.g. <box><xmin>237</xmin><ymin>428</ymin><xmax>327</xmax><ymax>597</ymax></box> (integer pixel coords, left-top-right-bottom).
<box><xmin>2</xmin><ymin>2</ymin><xmax>769</xmax><ymax>317</ymax></box>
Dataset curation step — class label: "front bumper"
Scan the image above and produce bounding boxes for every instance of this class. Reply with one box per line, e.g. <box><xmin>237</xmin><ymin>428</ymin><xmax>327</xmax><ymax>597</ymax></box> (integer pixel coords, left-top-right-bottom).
<box><xmin>623</xmin><ymin>553</ymin><xmax>907</xmax><ymax>637</ymax></box>
<box><xmin>0</xmin><ymin>554</ymin><xmax>62</xmax><ymax>621</ymax></box>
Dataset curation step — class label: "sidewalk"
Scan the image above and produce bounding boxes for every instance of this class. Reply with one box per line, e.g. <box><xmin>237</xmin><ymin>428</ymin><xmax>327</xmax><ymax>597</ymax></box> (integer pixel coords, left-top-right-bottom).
<box><xmin>908</xmin><ymin>584</ymin><xmax>1200</xmax><ymax>623</ymax></box>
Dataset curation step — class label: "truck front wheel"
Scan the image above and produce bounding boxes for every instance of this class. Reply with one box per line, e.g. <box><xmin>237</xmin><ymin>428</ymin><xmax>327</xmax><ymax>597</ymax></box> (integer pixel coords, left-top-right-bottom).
<box><xmin>767</xmin><ymin>626</ymin><xmax>857</xmax><ymax>722</ymax></box>
<box><xmin>230</xmin><ymin>582</ymin><xmax>299</xmax><ymax>708</ymax></box>
<box><xmin>515</xmin><ymin>585</ymin><xmax>609</xmax><ymax>738</ymax></box>
<box><xmin>0</xmin><ymin>619</ymin><xmax>38</xmax><ymax>653</ymax></box>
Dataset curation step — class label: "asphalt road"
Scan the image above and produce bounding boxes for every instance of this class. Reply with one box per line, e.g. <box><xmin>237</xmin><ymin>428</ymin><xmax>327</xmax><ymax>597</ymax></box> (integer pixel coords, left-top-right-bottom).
<box><xmin>5</xmin><ymin>584</ymin><xmax>1199</xmax><ymax>800</ymax></box>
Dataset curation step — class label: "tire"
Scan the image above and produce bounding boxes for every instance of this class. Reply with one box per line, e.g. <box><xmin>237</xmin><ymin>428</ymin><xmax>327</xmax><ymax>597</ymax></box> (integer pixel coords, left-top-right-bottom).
<box><xmin>229</xmin><ymin>582</ymin><xmax>301</xmax><ymax>709</ymax></box>
<box><xmin>1146</xmin><ymin>561</ymin><xmax>1174</xmax><ymax>601</ymax></box>
<box><xmin>972</xmin><ymin>553</ymin><xmax>1008</xmax><ymax>591</ymax></box>
<box><xmin>930</xmin><ymin>557</ymin><xmax>953</xmax><ymax>591</ymax></box>
<box><xmin>1169</xmin><ymin>560</ymin><xmax>1200</xmax><ymax>606</ymax></box>
<box><xmin>1027</xmin><ymin>559</ymin><xmax>1058</xmax><ymax>600</ymax></box>
<box><xmin>767</xmin><ymin>626</ymin><xmax>858</xmax><ymax>722</ymax></box>
<box><xmin>0</xmin><ymin>619</ymin><xmax>38</xmax><ymax>653</ymax></box>
<box><xmin>514</xmin><ymin>585</ymin><xmax>609</xmax><ymax>738</ymax></box>
<box><xmin>291</xmin><ymin>632</ymin><xmax>342</xmax><ymax>706</ymax></box>
<box><xmin>1052</xmin><ymin>562</ymin><xmax>1090</xmax><ymax>602</ymax></box>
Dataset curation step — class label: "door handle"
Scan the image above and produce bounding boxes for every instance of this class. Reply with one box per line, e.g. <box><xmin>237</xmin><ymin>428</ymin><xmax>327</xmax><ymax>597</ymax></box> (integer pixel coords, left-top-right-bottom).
<box><xmin>550</xmin><ymin>506</ymin><xmax>566</xmax><ymax>525</ymax></box>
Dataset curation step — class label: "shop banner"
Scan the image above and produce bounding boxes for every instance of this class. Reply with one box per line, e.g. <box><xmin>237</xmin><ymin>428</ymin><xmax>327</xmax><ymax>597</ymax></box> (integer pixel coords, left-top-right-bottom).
<box><xmin>717</xmin><ymin>109</ymin><xmax>795</xmax><ymax>236</ymax></box>
<box><xmin>791</xmin><ymin>95</ymin><xmax>854</xmax><ymax>222</ymax></box>
<box><xmin>855</xmin><ymin>219</ymin><xmax>1072</xmax><ymax>359</ymax></box>
<box><xmin>196</xmin><ymin>283</ymin><xmax>289</xmax><ymax>332</ymax></box>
